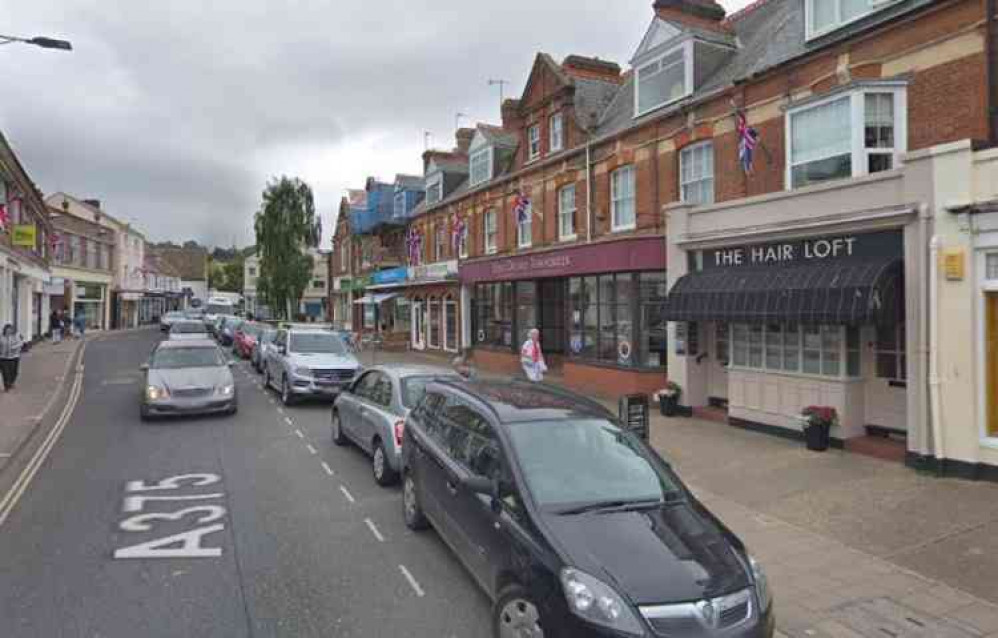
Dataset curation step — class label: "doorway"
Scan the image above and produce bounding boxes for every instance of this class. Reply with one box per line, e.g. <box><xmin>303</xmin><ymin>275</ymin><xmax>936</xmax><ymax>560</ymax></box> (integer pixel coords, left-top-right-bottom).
<box><xmin>537</xmin><ymin>279</ymin><xmax>566</xmax><ymax>355</ymax></box>
<box><xmin>986</xmin><ymin>294</ymin><xmax>998</xmax><ymax>437</ymax></box>
<box><xmin>707</xmin><ymin>322</ymin><xmax>730</xmax><ymax>407</ymax></box>
<box><xmin>411</xmin><ymin>299</ymin><xmax>425</xmax><ymax>350</ymax></box>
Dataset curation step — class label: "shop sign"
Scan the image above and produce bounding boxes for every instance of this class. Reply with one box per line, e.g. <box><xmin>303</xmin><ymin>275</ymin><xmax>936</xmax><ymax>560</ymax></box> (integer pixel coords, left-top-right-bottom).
<box><xmin>371</xmin><ymin>267</ymin><xmax>408</xmax><ymax>285</ymax></box>
<box><xmin>702</xmin><ymin>230</ymin><xmax>902</xmax><ymax>270</ymax></box>
<box><xmin>12</xmin><ymin>224</ymin><xmax>37</xmax><ymax>247</ymax></box>
<box><xmin>333</xmin><ymin>277</ymin><xmax>351</xmax><ymax>292</ymax></box>
<box><xmin>408</xmin><ymin>260</ymin><xmax>458</xmax><ymax>283</ymax></box>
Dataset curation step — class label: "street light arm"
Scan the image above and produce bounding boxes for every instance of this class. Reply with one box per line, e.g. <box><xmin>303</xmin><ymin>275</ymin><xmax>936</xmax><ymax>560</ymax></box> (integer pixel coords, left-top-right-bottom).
<box><xmin>0</xmin><ymin>34</ymin><xmax>72</xmax><ymax>50</ymax></box>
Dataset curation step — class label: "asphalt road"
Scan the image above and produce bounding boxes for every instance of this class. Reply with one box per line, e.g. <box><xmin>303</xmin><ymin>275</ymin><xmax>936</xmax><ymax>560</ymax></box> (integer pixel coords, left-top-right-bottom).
<box><xmin>0</xmin><ymin>329</ymin><xmax>492</xmax><ymax>638</ymax></box>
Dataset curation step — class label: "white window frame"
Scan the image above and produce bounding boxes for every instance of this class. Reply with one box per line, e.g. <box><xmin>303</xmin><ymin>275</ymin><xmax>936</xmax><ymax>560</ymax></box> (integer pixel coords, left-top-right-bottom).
<box><xmin>679</xmin><ymin>141</ymin><xmax>715</xmax><ymax>206</ymax></box>
<box><xmin>427</xmin><ymin>297</ymin><xmax>441</xmax><ymax>349</ymax></box>
<box><xmin>527</xmin><ymin>124</ymin><xmax>541</xmax><ymax>161</ymax></box>
<box><xmin>469</xmin><ymin>147</ymin><xmax>493</xmax><ymax>187</ymax></box>
<box><xmin>785</xmin><ymin>85</ymin><xmax>907</xmax><ymax>191</ymax></box>
<box><xmin>729</xmin><ymin>323</ymin><xmax>860</xmax><ymax>380</ymax></box>
<box><xmin>425</xmin><ymin>173</ymin><xmax>443</xmax><ymax>205</ymax></box>
<box><xmin>458</xmin><ymin>221</ymin><xmax>469</xmax><ymax>259</ymax></box>
<box><xmin>805</xmin><ymin>0</ymin><xmax>900</xmax><ymax>40</ymax></box>
<box><xmin>484</xmin><ymin>210</ymin><xmax>498</xmax><ymax>255</ymax></box>
<box><xmin>558</xmin><ymin>184</ymin><xmax>577</xmax><ymax>241</ymax></box>
<box><xmin>633</xmin><ymin>40</ymin><xmax>693</xmax><ymax>118</ymax></box>
<box><xmin>549</xmin><ymin>113</ymin><xmax>564</xmax><ymax>153</ymax></box>
<box><xmin>611</xmin><ymin>165</ymin><xmax>636</xmax><ymax>232</ymax></box>
<box><xmin>435</xmin><ymin>224</ymin><xmax>446</xmax><ymax>260</ymax></box>
<box><xmin>517</xmin><ymin>205</ymin><xmax>532</xmax><ymax>249</ymax></box>
<box><xmin>443</xmin><ymin>297</ymin><xmax>458</xmax><ymax>353</ymax></box>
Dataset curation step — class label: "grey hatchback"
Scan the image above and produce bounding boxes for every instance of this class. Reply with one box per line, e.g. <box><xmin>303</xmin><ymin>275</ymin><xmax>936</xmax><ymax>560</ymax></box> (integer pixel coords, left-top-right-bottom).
<box><xmin>332</xmin><ymin>366</ymin><xmax>460</xmax><ymax>486</ymax></box>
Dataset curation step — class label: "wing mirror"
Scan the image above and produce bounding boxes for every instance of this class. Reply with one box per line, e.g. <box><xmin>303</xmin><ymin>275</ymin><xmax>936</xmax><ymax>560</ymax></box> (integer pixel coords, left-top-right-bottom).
<box><xmin>462</xmin><ymin>475</ymin><xmax>494</xmax><ymax>496</ymax></box>
<box><xmin>139</xmin><ymin>363</ymin><xmax>149</xmax><ymax>371</ymax></box>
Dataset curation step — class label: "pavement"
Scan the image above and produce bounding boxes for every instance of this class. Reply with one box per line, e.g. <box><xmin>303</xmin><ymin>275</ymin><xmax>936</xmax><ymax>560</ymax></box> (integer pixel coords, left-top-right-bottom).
<box><xmin>1</xmin><ymin>333</ymin><xmax>997</xmax><ymax>637</ymax></box>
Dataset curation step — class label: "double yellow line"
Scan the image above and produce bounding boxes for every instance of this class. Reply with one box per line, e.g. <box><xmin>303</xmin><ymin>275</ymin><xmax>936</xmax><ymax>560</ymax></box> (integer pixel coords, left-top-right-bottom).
<box><xmin>0</xmin><ymin>343</ymin><xmax>86</xmax><ymax>528</ymax></box>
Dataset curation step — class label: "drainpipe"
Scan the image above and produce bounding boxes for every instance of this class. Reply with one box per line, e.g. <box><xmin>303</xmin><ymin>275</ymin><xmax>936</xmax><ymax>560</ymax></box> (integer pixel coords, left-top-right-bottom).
<box><xmin>585</xmin><ymin>138</ymin><xmax>594</xmax><ymax>244</ymax></box>
<box><xmin>988</xmin><ymin>0</ymin><xmax>997</xmax><ymax>146</ymax></box>
<box><xmin>929</xmin><ymin>233</ymin><xmax>945</xmax><ymax>470</ymax></box>
<box><xmin>916</xmin><ymin>204</ymin><xmax>931</xmax><ymax>459</ymax></box>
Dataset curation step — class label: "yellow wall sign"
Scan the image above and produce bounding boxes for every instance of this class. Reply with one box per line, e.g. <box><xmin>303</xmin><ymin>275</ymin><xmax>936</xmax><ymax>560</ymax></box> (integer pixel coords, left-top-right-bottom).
<box><xmin>944</xmin><ymin>249</ymin><xmax>965</xmax><ymax>281</ymax></box>
<box><xmin>12</xmin><ymin>224</ymin><xmax>37</xmax><ymax>247</ymax></box>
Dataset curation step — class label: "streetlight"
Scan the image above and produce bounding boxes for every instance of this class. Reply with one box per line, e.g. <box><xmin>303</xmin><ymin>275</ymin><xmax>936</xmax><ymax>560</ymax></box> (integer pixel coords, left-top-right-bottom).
<box><xmin>0</xmin><ymin>34</ymin><xmax>72</xmax><ymax>51</ymax></box>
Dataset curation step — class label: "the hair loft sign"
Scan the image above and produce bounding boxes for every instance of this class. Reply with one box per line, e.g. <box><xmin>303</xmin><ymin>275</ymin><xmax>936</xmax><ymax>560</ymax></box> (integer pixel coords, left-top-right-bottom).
<box><xmin>701</xmin><ymin>230</ymin><xmax>903</xmax><ymax>270</ymax></box>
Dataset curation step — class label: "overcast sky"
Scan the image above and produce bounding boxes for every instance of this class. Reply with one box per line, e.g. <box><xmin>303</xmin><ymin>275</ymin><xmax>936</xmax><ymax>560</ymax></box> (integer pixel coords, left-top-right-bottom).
<box><xmin>3</xmin><ymin>0</ymin><xmax>753</xmax><ymax>248</ymax></box>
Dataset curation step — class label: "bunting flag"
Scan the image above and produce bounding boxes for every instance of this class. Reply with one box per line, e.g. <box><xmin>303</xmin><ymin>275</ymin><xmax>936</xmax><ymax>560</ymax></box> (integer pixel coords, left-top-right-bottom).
<box><xmin>0</xmin><ymin>203</ymin><xmax>8</xmax><ymax>234</ymax></box>
<box><xmin>736</xmin><ymin>110</ymin><xmax>760</xmax><ymax>175</ymax></box>
<box><xmin>513</xmin><ymin>191</ymin><xmax>531</xmax><ymax>224</ymax></box>
<box><xmin>451</xmin><ymin>214</ymin><xmax>467</xmax><ymax>253</ymax></box>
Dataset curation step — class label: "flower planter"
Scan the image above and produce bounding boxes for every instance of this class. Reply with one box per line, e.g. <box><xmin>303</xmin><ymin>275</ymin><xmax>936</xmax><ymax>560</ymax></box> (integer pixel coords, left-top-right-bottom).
<box><xmin>804</xmin><ymin>422</ymin><xmax>831</xmax><ymax>451</ymax></box>
<box><xmin>659</xmin><ymin>395</ymin><xmax>679</xmax><ymax>417</ymax></box>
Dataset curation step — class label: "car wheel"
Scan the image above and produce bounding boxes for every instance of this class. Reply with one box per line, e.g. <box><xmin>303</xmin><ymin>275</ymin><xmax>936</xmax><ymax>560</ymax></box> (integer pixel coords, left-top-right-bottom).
<box><xmin>402</xmin><ymin>470</ymin><xmax>429</xmax><ymax>531</ymax></box>
<box><xmin>281</xmin><ymin>377</ymin><xmax>295</xmax><ymax>406</ymax></box>
<box><xmin>140</xmin><ymin>406</ymin><xmax>152</xmax><ymax>422</ymax></box>
<box><xmin>372</xmin><ymin>440</ymin><xmax>398</xmax><ymax>486</ymax></box>
<box><xmin>494</xmin><ymin>586</ymin><xmax>546</xmax><ymax>638</ymax></box>
<box><xmin>331</xmin><ymin>410</ymin><xmax>348</xmax><ymax>446</ymax></box>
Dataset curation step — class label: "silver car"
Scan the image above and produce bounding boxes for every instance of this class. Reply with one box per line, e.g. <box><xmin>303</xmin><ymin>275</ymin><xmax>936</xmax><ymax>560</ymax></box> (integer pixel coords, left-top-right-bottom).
<box><xmin>252</xmin><ymin>328</ymin><xmax>278</xmax><ymax>373</ymax></box>
<box><xmin>169</xmin><ymin>319</ymin><xmax>211</xmax><ymax>341</ymax></box>
<box><xmin>264</xmin><ymin>327</ymin><xmax>362</xmax><ymax>405</ymax></box>
<box><xmin>140</xmin><ymin>340</ymin><xmax>237</xmax><ymax>420</ymax></box>
<box><xmin>332</xmin><ymin>366</ymin><xmax>460</xmax><ymax>486</ymax></box>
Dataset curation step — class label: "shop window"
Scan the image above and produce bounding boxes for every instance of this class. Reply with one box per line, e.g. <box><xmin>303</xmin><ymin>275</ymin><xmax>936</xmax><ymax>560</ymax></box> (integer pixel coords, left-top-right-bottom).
<box><xmin>640</xmin><ymin>272</ymin><xmax>668</xmax><ymax>368</ymax></box>
<box><xmin>444</xmin><ymin>297</ymin><xmax>458</xmax><ymax>352</ymax></box>
<box><xmin>731</xmin><ymin>323</ymin><xmax>855</xmax><ymax>378</ymax></box>
<box><xmin>987</xmin><ymin>253</ymin><xmax>998</xmax><ymax>280</ymax></box>
<box><xmin>568</xmin><ymin>272</ymin><xmax>663</xmax><ymax>368</ymax></box>
<box><xmin>875</xmin><ymin>323</ymin><xmax>906</xmax><ymax>381</ymax></box>
<box><xmin>394</xmin><ymin>298</ymin><xmax>411</xmax><ymax>335</ymax></box>
<box><xmin>428</xmin><ymin>298</ymin><xmax>441</xmax><ymax>348</ymax></box>
<box><xmin>516</xmin><ymin>282</ymin><xmax>537</xmax><ymax>348</ymax></box>
<box><xmin>475</xmin><ymin>282</ymin><xmax>513</xmax><ymax>348</ymax></box>
<box><xmin>846</xmin><ymin>326</ymin><xmax>861</xmax><ymax>377</ymax></box>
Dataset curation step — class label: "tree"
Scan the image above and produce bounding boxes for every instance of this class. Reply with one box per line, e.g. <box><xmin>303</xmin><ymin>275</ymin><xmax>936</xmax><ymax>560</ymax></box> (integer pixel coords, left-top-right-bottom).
<box><xmin>254</xmin><ymin>176</ymin><xmax>321</xmax><ymax>319</ymax></box>
<box><xmin>221</xmin><ymin>256</ymin><xmax>244</xmax><ymax>292</ymax></box>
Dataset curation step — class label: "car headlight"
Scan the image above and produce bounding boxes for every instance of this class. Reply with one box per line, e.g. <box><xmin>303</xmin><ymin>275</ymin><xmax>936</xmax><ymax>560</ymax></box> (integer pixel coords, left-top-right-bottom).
<box><xmin>216</xmin><ymin>384</ymin><xmax>234</xmax><ymax>397</ymax></box>
<box><xmin>749</xmin><ymin>555</ymin><xmax>772</xmax><ymax>611</ymax></box>
<box><xmin>294</xmin><ymin>366</ymin><xmax>312</xmax><ymax>378</ymax></box>
<box><xmin>560</xmin><ymin>568</ymin><xmax>644</xmax><ymax>636</ymax></box>
<box><xmin>146</xmin><ymin>385</ymin><xmax>169</xmax><ymax>401</ymax></box>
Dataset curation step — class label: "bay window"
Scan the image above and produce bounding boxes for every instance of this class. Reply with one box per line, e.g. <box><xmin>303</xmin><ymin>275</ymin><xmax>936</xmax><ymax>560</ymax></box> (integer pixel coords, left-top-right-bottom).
<box><xmin>425</xmin><ymin>174</ymin><xmax>443</xmax><ymax>205</ymax></box>
<box><xmin>787</xmin><ymin>86</ymin><xmax>906</xmax><ymax>189</ymax></box>
<box><xmin>729</xmin><ymin>323</ymin><xmax>862</xmax><ymax>378</ymax></box>
<box><xmin>558</xmin><ymin>184</ymin><xmax>576</xmax><ymax>240</ymax></box>
<box><xmin>807</xmin><ymin>0</ymin><xmax>898</xmax><ymax>39</ymax></box>
<box><xmin>611</xmin><ymin>165</ymin><xmax>636</xmax><ymax>231</ymax></box>
<box><xmin>680</xmin><ymin>142</ymin><xmax>714</xmax><ymax>205</ymax></box>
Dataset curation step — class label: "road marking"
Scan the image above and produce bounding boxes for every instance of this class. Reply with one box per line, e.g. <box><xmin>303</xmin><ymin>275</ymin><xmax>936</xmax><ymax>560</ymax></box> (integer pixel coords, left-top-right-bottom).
<box><xmin>364</xmin><ymin>518</ymin><xmax>385</xmax><ymax>542</ymax></box>
<box><xmin>295</xmin><ymin>429</ymin><xmax>304</xmax><ymax>439</ymax></box>
<box><xmin>321</xmin><ymin>462</ymin><xmax>334</xmax><ymax>476</ymax></box>
<box><xmin>339</xmin><ymin>485</ymin><xmax>355</xmax><ymax>503</ymax></box>
<box><xmin>276</xmin><ymin>406</ymin><xmax>284</xmax><ymax>414</ymax></box>
<box><xmin>0</xmin><ymin>342</ymin><xmax>86</xmax><ymax>528</ymax></box>
<box><xmin>306</xmin><ymin>443</ymin><xmax>317</xmax><ymax>455</ymax></box>
<box><xmin>268</xmin><ymin>398</ymin><xmax>275</xmax><ymax>405</ymax></box>
<box><xmin>284</xmin><ymin>417</ymin><xmax>294</xmax><ymax>426</ymax></box>
<box><xmin>398</xmin><ymin>564</ymin><xmax>425</xmax><ymax>597</ymax></box>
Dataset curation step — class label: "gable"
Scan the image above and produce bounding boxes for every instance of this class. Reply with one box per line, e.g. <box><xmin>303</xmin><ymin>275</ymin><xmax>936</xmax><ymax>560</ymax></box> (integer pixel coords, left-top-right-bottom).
<box><xmin>519</xmin><ymin>53</ymin><xmax>571</xmax><ymax>110</ymax></box>
<box><xmin>632</xmin><ymin>17</ymin><xmax>683</xmax><ymax>63</ymax></box>
<box><xmin>469</xmin><ymin>130</ymin><xmax>490</xmax><ymax>153</ymax></box>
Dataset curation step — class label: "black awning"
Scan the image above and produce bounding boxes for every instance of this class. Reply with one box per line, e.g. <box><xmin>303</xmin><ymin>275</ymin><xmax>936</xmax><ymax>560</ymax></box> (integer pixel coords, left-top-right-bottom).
<box><xmin>664</xmin><ymin>258</ymin><xmax>904</xmax><ymax>325</ymax></box>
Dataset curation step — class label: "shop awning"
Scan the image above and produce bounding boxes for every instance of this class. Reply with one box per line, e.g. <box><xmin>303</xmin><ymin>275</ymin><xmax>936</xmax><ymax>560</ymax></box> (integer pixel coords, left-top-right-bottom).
<box><xmin>353</xmin><ymin>293</ymin><xmax>398</xmax><ymax>305</ymax></box>
<box><xmin>663</xmin><ymin>258</ymin><xmax>904</xmax><ymax>325</ymax></box>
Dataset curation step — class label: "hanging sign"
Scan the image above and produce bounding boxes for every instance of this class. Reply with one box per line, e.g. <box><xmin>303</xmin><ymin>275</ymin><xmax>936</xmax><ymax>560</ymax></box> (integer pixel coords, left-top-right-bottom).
<box><xmin>12</xmin><ymin>224</ymin><xmax>37</xmax><ymax>247</ymax></box>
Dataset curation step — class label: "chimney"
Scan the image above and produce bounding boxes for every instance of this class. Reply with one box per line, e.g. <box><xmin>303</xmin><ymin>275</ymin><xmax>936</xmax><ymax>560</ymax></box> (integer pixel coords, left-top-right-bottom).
<box><xmin>501</xmin><ymin>98</ymin><xmax>522</xmax><ymax>131</ymax></box>
<box><xmin>562</xmin><ymin>55</ymin><xmax>623</xmax><ymax>83</ymax></box>
<box><xmin>83</xmin><ymin>198</ymin><xmax>102</xmax><ymax>209</ymax></box>
<box><xmin>653</xmin><ymin>0</ymin><xmax>728</xmax><ymax>31</ymax></box>
<box><xmin>455</xmin><ymin>127</ymin><xmax>475</xmax><ymax>154</ymax></box>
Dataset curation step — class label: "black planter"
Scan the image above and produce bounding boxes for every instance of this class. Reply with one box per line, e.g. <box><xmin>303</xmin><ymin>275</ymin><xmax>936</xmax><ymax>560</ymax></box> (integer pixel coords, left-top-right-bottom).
<box><xmin>659</xmin><ymin>395</ymin><xmax>679</xmax><ymax>417</ymax></box>
<box><xmin>804</xmin><ymin>423</ymin><xmax>831</xmax><ymax>451</ymax></box>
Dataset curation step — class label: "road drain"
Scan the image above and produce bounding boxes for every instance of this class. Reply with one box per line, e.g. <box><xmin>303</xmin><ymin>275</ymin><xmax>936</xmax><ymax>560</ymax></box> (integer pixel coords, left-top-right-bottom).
<box><xmin>819</xmin><ymin>598</ymin><xmax>978</xmax><ymax>637</ymax></box>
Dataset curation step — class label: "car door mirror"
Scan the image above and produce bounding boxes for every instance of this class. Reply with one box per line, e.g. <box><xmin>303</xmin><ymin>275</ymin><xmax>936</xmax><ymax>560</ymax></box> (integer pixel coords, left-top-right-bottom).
<box><xmin>139</xmin><ymin>363</ymin><xmax>149</xmax><ymax>371</ymax></box>
<box><xmin>462</xmin><ymin>474</ymin><xmax>493</xmax><ymax>496</ymax></box>
<box><xmin>227</xmin><ymin>361</ymin><xmax>235</xmax><ymax>368</ymax></box>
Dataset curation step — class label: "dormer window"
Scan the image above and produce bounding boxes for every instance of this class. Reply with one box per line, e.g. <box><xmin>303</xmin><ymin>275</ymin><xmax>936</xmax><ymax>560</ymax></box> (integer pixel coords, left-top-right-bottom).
<box><xmin>634</xmin><ymin>42</ymin><xmax>692</xmax><ymax>117</ymax></box>
<box><xmin>469</xmin><ymin>147</ymin><xmax>493</xmax><ymax>187</ymax></box>
<box><xmin>806</xmin><ymin>0</ymin><xmax>900</xmax><ymax>40</ymax></box>
<box><xmin>527</xmin><ymin>124</ymin><xmax>541</xmax><ymax>161</ymax></box>
<box><xmin>425</xmin><ymin>173</ymin><xmax>443</xmax><ymax>205</ymax></box>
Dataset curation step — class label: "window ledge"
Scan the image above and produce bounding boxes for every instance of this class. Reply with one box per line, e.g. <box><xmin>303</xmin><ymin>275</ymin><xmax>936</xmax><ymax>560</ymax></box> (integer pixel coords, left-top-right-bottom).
<box><xmin>611</xmin><ymin>224</ymin><xmax>637</xmax><ymax>233</ymax></box>
<box><xmin>558</xmin><ymin>234</ymin><xmax>578</xmax><ymax>243</ymax></box>
<box><xmin>727</xmin><ymin>365</ymin><xmax>864</xmax><ymax>384</ymax></box>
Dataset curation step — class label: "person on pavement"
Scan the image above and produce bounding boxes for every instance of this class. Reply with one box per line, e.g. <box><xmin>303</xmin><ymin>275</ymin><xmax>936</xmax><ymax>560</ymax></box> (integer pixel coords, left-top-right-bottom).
<box><xmin>49</xmin><ymin>309</ymin><xmax>63</xmax><ymax>343</ymax></box>
<box><xmin>0</xmin><ymin>324</ymin><xmax>24</xmax><ymax>392</ymax></box>
<box><xmin>520</xmin><ymin>328</ymin><xmax>547</xmax><ymax>382</ymax></box>
<box><xmin>73</xmin><ymin>312</ymin><xmax>86</xmax><ymax>340</ymax></box>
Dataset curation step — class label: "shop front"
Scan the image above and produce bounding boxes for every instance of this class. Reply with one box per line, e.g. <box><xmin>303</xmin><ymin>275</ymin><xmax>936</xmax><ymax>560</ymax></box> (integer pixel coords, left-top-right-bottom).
<box><xmin>331</xmin><ymin>277</ymin><xmax>353</xmax><ymax>330</ymax></box>
<box><xmin>405</xmin><ymin>260</ymin><xmax>460</xmax><ymax>354</ymax></box>
<box><xmin>356</xmin><ymin>267</ymin><xmax>410</xmax><ymax>347</ymax></box>
<box><xmin>461</xmin><ymin>236</ymin><xmax>668</xmax><ymax>397</ymax></box>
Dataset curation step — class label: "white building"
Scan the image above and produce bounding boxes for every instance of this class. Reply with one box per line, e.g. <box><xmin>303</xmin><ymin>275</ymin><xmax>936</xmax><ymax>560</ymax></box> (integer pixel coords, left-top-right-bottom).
<box><xmin>300</xmin><ymin>248</ymin><xmax>329</xmax><ymax>321</ymax></box>
<box><xmin>244</xmin><ymin>252</ymin><xmax>261</xmax><ymax>317</ymax></box>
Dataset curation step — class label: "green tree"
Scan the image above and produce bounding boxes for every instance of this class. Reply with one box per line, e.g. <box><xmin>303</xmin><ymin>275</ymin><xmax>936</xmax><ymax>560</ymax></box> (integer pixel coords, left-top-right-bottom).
<box><xmin>221</xmin><ymin>256</ymin><xmax>245</xmax><ymax>292</ymax></box>
<box><xmin>254</xmin><ymin>177</ymin><xmax>321</xmax><ymax>319</ymax></box>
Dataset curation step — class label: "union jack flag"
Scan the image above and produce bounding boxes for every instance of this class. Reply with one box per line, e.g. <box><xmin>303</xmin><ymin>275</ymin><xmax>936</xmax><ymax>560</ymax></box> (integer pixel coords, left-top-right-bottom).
<box><xmin>406</xmin><ymin>228</ymin><xmax>423</xmax><ymax>266</ymax></box>
<box><xmin>737</xmin><ymin>110</ymin><xmax>760</xmax><ymax>175</ymax></box>
<box><xmin>513</xmin><ymin>191</ymin><xmax>531</xmax><ymax>224</ymax></box>
<box><xmin>0</xmin><ymin>203</ymin><xmax>8</xmax><ymax>233</ymax></box>
<box><xmin>451</xmin><ymin>214</ymin><xmax>466</xmax><ymax>253</ymax></box>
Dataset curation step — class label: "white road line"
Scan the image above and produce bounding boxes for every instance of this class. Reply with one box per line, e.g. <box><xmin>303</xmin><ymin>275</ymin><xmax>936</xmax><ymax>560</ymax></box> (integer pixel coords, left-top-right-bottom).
<box><xmin>364</xmin><ymin>518</ymin><xmax>385</xmax><ymax>542</ymax></box>
<box><xmin>306</xmin><ymin>443</ymin><xmax>317</xmax><ymax>455</ymax></box>
<box><xmin>295</xmin><ymin>429</ymin><xmax>304</xmax><ymax>439</ymax></box>
<box><xmin>321</xmin><ymin>462</ymin><xmax>334</xmax><ymax>476</ymax></box>
<box><xmin>398</xmin><ymin>564</ymin><xmax>425</xmax><ymax>597</ymax></box>
<box><xmin>276</xmin><ymin>407</ymin><xmax>284</xmax><ymax>414</ymax></box>
<box><xmin>268</xmin><ymin>398</ymin><xmax>275</xmax><ymax>404</ymax></box>
<box><xmin>339</xmin><ymin>485</ymin><xmax>355</xmax><ymax>503</ymax></box>
<box><xmin>284</xmin><ymin>417</ymin><xmax>294</xmax><ymax>426</ymax></box>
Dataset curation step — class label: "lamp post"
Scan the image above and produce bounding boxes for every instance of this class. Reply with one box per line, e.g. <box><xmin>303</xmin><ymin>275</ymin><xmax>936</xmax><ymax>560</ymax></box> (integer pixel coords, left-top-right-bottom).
<box><xmin>0</xmin><ymin>34</ymin><xmax>73</xmax><ymax>51</ymax></box>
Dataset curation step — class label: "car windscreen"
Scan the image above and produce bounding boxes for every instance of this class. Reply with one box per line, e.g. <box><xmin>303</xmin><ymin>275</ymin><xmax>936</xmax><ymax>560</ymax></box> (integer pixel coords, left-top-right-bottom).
<box><xmin>240</xmin><ymin>324</ymin><xmax>262</xmax><ymax>338</ymax></box>
<box><xmin>400</xmin><ymin>375</ymin><xmax>460</xmax><ymax>409</ymax></box>
<box><xmin>206</xmin><ymin>304</ymin><xmax>233</xmax><ymax>315</ymax></box>
<box><xmin>290</xmin><ymin>332</ymin><xmax>346</xmax><ymax>355</ymax></box>
<box><xmin>151</xmin><ymin>346</ymin><xmax>226</xmax><ymax>369</ymax></box>
<box><xmin>507</xmin><ymin>418</ymin><xmax>681</xmax><ymax>511</ymax></box>
<box><xmin>171</xmin><ymin>322</ymin><xmax>208</xmax><ymax>334</ymax></box>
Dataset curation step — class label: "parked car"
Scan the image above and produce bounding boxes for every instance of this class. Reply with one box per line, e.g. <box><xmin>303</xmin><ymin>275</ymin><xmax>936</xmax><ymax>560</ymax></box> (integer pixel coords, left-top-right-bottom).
<box><xmin>400</xmin><ymin>379</ymin><xmax>774</xmax><ymax>638</ymax></box>
<box><xmin>233</xmin><ymin>322</ymin><xmax>263</xmax><ymax>359</ymax></box>
<box><xmin>159</xmin><ymin>311</ymin><xmax>186</xmax><ymax>332</ymax></box>
<box><xmin>168</xmin><ymin>319</ymin><xmax>211</xmax><ymax>341</ymax></box>
<box><xmin>332</xmin><ymin>365</ymin><xmax>460</xmax><ymax>486</ymax></box>
<box><xmin>140</xmin><ymin>340</ymin><xmax>237</xmax><ymax>420</ymax></box>
<box><xmin>264</xmin><ymin>327</ymin><xmax>361</xmax><ymax>405</ymax></box>
<box><xmin>217</xmin><ymin>316</ymin><xmax>243</xmax><ymax>346</ymax></box>
<box><xmin>184</xmin><ymin>308</ymin><xmax>205</xmax><ymax>321</ymax></box>
<box><xmin>251</xmin><ymin>328</ymin><xmax>278</xmax><ymax>373</ymax></box>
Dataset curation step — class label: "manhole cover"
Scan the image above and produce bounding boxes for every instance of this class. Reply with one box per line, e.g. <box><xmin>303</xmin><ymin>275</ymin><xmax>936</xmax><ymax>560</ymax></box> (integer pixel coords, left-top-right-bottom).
<box><xmin>824</xmin><ymin>598</ymin><xmax>978</xmax><ymax>637</ymax></box>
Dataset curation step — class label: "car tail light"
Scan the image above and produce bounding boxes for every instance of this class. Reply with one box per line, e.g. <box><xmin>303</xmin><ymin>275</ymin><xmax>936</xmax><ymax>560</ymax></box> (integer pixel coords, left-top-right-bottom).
<box><xmin>394</xmin><ymin>420</ymin><xmax>405</xmax><ymax>448</ymax></box>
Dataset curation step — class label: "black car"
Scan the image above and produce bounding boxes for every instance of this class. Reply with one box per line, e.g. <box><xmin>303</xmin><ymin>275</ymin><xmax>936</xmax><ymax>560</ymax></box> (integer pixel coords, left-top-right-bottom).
<box><xmin>401</xmin><ymin>380</ymin><xmax>774</xmax><ymax>638</ymax></box>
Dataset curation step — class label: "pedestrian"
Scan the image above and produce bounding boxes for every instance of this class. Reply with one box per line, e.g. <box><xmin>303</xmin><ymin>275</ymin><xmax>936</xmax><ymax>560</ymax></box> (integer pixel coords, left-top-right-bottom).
<box><xmin>73</xmin><ymin>312</ymin><xmax>86</xmax><ymax>340</ymax></box>
<box><xmin>49</xmin><ymin>309</ymin><xmax>63</xmax><ymax>343</ymax></box>
<box><xmin>452</xmin><ymin>350</ymin><xmax>477</xmax><ymax>380</ymax></box>
<box><xmin>520</xmin><ymin>328</ymin><xmax>547</xmax><ymax>382</ymax></box>
<box><xmin>0</xmin><ymin>324</ymin><xmax>23</xmax><ymax>391</ymax></box>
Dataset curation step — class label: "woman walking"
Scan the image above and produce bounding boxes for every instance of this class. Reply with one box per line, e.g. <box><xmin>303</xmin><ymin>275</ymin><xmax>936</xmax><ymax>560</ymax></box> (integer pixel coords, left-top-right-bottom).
<box><xmin>520</xmin><ymin>328</ymin><xmax>547</xmax><ymax>382</ymax></box>
<box><xmin>0</xmin><ymin>324</ymin><xmax>23</xmax><ymax>391</ymax></box>
<box><xmin>50</xmin><ymin>309</ymin><xmax>63</xmax><ymax>343</ymax></box>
